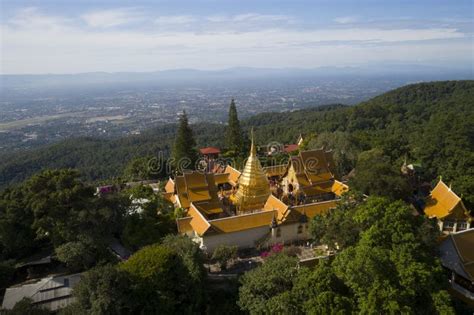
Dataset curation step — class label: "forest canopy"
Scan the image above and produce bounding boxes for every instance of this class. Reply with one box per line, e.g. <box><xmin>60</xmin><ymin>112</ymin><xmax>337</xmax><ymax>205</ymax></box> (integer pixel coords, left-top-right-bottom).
<box><xmin>1</xmin><ymin>81</ymin><xmax>473</xmax><ymax>206</ymax></box>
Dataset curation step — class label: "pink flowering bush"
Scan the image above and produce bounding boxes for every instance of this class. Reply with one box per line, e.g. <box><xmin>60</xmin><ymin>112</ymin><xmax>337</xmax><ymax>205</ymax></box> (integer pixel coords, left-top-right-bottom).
<box><xmin>260</xmin><ymin>243</ymin><xmax>284</xmax><ymax>259</ymax></box>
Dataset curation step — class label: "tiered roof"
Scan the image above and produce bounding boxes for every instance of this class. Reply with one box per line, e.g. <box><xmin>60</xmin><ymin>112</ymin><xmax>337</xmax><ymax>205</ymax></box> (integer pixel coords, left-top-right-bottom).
<box><xmin>164</xmin><ymin>172</ymin><xmax>222</xmax><ymax>209</ymax></box>
<box><xmin>424</xmin><ymin>180</ymin><xmax>471</xmax><ymax>220</ymax></box>
<box><xmin>288</xmin><ymin>149</ymin><xmax>336</xmax><ymax>184</ymax></box>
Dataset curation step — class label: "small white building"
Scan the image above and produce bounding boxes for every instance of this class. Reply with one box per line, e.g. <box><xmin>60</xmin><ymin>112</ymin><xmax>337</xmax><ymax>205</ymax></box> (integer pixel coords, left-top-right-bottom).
<box><xmin>2</xmin><ymin>273</ymin><xmax>82</xmax><ymax>311</ymax></box>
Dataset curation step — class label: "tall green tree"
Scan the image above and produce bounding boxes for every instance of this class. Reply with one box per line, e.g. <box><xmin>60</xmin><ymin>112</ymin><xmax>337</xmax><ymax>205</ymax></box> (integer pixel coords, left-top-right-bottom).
<box><xmin>226</xmin><ymin>99</ymin><xmax>243</xmax><ymax>155</ymax></box>
<box><xmin>171</xmin><ymin>111</ymin><xmax>198</xmax><ymax>172</ymax></box>
<box><xmin>119</xmin><ymin>243</ymin><xmax>205</xmax><ymax>314</ymax></box>
<box><xmin>238</xmin><ymin>254</ymin><xmax>300</xmax><ymax>314</ymax></box>
<box><xmin>351</xmin><ymin>148</ymin><xmax>411</xmax><ymax>200</ymax></box>
<box><xmin>67</xmin><ymin>264</ymin><xmax>134</xmax><ymax>315</ymax></box>
<box><xmin>331</xmin><ymin>197</ymin><xmax>453</xmax><ymax>314</ymax></box>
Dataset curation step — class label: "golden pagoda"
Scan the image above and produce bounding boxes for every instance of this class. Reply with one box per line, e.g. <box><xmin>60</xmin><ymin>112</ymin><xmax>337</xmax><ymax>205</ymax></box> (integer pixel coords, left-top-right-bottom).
<box><xmin>234</xmin><ymin>130</ymin><xmax>271</xmax><ymax>213</ymax></box>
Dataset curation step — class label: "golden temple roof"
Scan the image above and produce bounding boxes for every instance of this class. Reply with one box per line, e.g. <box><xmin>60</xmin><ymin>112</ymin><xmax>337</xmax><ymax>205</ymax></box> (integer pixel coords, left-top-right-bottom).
<box><xmin>209</xmin><ymin>210</ymin><xmax>276</xmax><ymax>234</ymax></box>
<box><xmin>292</xmin><ymin>200</ymin><xmax>338</xmax><ymax>219</ymax></box>
<box><xmin>291</xmin><ymin>149</ymin><xmax>335</xmax><ymax>184</ymax></box>
<box><xmin>425</xmin><ymin>180</ymin><xmax>470</xmax><ymax>220</ymax></box>
<box><xmin>171</xmin><ymin>172</ymin><xmax>224</xmax><ymax>208</ymax></box>
<box><xmin>263</xmin><ymin>164</ymin><xmax>287</xmax><ymax>178</ymax></box>
<box><xmin>187</xmin><ymin>204</ymin><xmax>211</xmax><ymax>235</ymax></box>
<box><xmin>234</xmin><ymin>130</ymin><xmax>271</xmax><ymax>212</ymax></box>
<box><xmin>224</xmin><ymin>165</ymin><xmax>241</xmax><ymax>186</ymax></box>
<box><xmin>264</xmin><ymin>195</ymin><xmax>290</xmax><ymax>222</ymax></box>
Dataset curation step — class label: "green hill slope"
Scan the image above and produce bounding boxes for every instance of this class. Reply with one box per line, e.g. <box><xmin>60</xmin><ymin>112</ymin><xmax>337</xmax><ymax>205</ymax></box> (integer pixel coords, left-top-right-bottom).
<box><xmin>1</xmin><ymin>80</ymin><xmax>473</xmax><ymax>204</ymax></box>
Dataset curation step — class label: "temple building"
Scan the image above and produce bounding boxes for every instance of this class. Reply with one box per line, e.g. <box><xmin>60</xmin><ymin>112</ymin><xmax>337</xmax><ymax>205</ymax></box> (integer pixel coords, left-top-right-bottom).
<box><xmin>424</xmin><ymin>179</ymin><xmax>472</xmax><ymax>233</ymax></box>
<box><xmin>164</xmin><ymin>133</ymin><xmax>348</xmax><ymax>252</ymax></box>
<box><xmin>439</xmin><ymin>229</ymin><xmax>474</xmax><ymax>303</ymax></box>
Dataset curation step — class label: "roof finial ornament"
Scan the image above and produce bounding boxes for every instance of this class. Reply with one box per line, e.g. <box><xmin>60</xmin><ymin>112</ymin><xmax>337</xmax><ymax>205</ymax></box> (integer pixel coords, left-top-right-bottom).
<box><xmin>250</xmin><ymin>127</ymin><xmax>256</xmax><ymax>156</ymax></box>
<box><xmin>449</xmin><ymin>182</ymin><xmax>452</xmax><ymax>190</ymax></box>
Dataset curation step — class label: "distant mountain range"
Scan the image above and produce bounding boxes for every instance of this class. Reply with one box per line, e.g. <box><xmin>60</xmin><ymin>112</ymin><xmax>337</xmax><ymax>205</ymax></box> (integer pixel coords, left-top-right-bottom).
<box><xmin>1</xmin><ymin>65</ymin><xmax>472</xmax><ymax>89</ymax></box>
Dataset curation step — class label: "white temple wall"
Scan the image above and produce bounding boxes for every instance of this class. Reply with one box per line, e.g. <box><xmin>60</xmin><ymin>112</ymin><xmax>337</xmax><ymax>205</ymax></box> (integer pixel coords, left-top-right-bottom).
<box><xmin>200</xmin><ymin>226</ymin><xmax>270</xmax><ymax>252</ymax></box>
<box><xmin>270</xmin><ymin>222</ymin><xmax>310</xmax><ymax>245</ymax></box>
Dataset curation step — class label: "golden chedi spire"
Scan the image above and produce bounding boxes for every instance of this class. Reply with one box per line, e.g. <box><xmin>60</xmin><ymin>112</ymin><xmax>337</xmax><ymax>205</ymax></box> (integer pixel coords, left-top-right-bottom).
<box><xmin>234</xmin><ymin>129</ymin><xmax>271</xmax><ymax>213</ymax></box>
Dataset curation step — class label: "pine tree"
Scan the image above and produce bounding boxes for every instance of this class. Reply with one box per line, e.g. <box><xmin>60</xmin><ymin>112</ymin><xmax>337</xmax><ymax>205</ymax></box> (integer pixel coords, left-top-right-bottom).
<box><xmin>172</xmin><ymin>111</ymin><xmax>198</xmax><ymax>172</ymax></box>
<box><xmin>226</xmin><ymin>99</ymin><xmax>243</xmax><ymax>155</ymax></box>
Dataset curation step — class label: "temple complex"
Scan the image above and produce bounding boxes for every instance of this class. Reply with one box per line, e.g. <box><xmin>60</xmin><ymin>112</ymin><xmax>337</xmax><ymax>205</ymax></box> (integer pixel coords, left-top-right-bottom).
<box><xmin>164</xmin><ymin>132</ymin><xmax>349</xmax><ymax>252</ymax></box>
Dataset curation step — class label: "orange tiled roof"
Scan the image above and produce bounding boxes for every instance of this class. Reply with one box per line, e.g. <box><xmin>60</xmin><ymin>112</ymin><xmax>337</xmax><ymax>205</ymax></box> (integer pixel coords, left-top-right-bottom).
<box><xmin>292</xmin><ymin>200</ymin><xmax>338</xmax><ymax>218</ymax></box>
<box><xmin>163</xmin><ymin>192</ymin><xmax>176</xmax><ymax>203</ymax></box>
<box><xmin>284</xmin><ymin>144</ymin><xmax>299</xmax><ymax>153</ymax></box>
<box><xmin>164</xmin><ymin>178</ymin><xmax>175</xmax><ymax>194</ymax></box>
<box><xmin>425</xmin><ymin>180</ymin><xmax>469</xmax><ymax>219</ymax></box>
<box><xmin>263</xmin><ymin>164</ymin><xmax>287</xmax><ymax>177</ymax></box>
<box><xmin>214</xmin><ymin>173</ymin><xmax>230</xmax><ymax>185</ymax></box>
<box><xmin>184</xmin><ymin>172</ymin><xmax>208</xmax><ymax>188</ymax></box>
<box><xmin>286</xmin><ymin>149</ymin><xmax>335</xmax><ymax>189</ymax></box>
<box><xmin>200</xmin><ymin>147</ymin><xmax>221</xmax><ymax>155</ymax></box>
<box><xmin>176</xmin><ymin>217</ymin><xmax>193</xmax><ymax>234</ymax></box>
<box><xmin>264</xmin><ymin>195</ymin><xmax>290</xmax><ymax>222</ymax></box>
<box><xmin>175</xmin><ymin>176</ymin><xmax>190</xmax><ymax>208</ymax></box>
<box><xmin>332</xmin><ymin>180</ymin><xmax>349</xmax><ymax>197</ymax></box>
<box><xmin>172</xmin><ymin>171</ymin><xmax>227</xmax><ymax>208</ymax></box>
<box><xmin>194</xmin><ymin>201</ymin><xmax>223</xmax><ymax>215</ymax></box>
<box><xmin>224</xmin><ymin>165</ymin><xmax>241</xmax><ymax>185</ymax></box>
<box><xmin>209</xmin><ymin>210</ymin><xmax>276</xmax><ymax>233</ymax></box>
<box><xmin>187</xmin><ymin>204</ymin><xmax>211</xmax><ymax>235</ymax></box>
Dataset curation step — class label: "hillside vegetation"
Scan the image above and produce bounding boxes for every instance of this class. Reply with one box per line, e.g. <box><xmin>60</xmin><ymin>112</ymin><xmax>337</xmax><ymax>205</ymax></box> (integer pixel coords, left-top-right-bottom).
<box><xmin>1</xmin><ymin>80</ymin><xmax>473</xmax><ymax>204</ymax></box>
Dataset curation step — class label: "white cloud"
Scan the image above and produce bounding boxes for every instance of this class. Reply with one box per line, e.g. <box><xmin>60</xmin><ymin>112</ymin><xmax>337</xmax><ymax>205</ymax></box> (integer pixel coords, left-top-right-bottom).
<box><xmin>154</xmin><ymin>15</ymin><xmax>196</xmax><ymax>25</ymax></box>
<box><xmin>206</xmin><ymin>13</ymin><xmax>292</xmax><ymax>23</ymax></box>
<box><xmin>81</xmin><ymin>8</ymin><xmax>144</xmax><ymax>28</ymax></box>
<box><xmin>334</xmin><ymin>16</ymin><xmax>358</xmax><ymax>24</ymax></box>
<box><xmin>1</xmin><ymin>8</ymin><xmax>469</xmax><ymax>73</ymax></box>
<box><xmin>8</xmin><ymin>7</ymin><xmax>71</xmax><ymax>31</ymax></box>
<box><xmin>232</xmin><ymin>13</ymin><xmax>291</xmax><ymax>22</ymax></box>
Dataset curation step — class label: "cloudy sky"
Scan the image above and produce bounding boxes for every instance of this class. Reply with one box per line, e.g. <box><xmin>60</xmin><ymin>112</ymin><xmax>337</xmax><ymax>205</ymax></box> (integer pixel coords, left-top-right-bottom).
<box><xmin>1</xmin><ymin>0</ymin><xmax>472</xmax><ymax>74</ymax></box>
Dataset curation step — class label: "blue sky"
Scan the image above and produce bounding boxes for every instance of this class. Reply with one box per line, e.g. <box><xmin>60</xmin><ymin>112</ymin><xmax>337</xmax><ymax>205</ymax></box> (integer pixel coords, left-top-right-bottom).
<box><xmin>1</xmin><ymin>0</ymin><xmax>472</xmax><ymax>74</ymax></box>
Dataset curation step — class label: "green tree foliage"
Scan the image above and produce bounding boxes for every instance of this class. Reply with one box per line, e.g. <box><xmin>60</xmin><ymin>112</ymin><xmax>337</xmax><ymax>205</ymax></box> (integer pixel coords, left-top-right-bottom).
<box><xmin>123</xmin><ymin>155</ymin><xmax>164</xmax><ymax>181</ymax></box>
<box><xmin>309</xmin><ymin>192</ymin><xmax>364</xmax><ymax>250</ymax></box>
<box><xmin>67</xmin><ymin>264</ymin><xmax>133</xmax><ymax>315</ymax></box>
<box><xmin>292</xmin><ymin>261</ymin><xmax>354</xmax><ymax>314</ymax></box>
<box><xmin>307</xmin><ymin>131</ymin><xmax>361</xmax><ymax>177</ymax></box>
<box><xmin>121</xmin><ymin>186</ymin><xmax>175</xmax><ymax>251</ymax></box>
<box><xmin>0</xmin><ymin>169</ymin><xmax>127</xmax><ymax>262</ymax></box>
<box><xmin>0</xmin><ymin>187</ymin><xmax>37</xmax><ymax>258</ymax></box>
<box><xmin>0</xmin><ymin>260</ymin><xmax>15</xmax><ymax>290</ymax></box>
<box><xmin>54</xmin><ymin>241</ymin><xmax>96</xmax><ymax>272</ymax></box>
<box><xmin>161</xmin><ymin>235</ymin><xmax>207</xmax><ymax>308</ymax></box>
<box><xmin>26</xmin><ymin>169</ymin><xmax>107</xmax><ymax>246</ymax></box>
<box><xmin>5</xmin><ymin>298</ymin><xmax>51</xmax><ymax>315</ymax></box>
<box><xmin>238</xmin><ymin>254</ymin><xmax>300</xmax><ymax>314</ymax></box>
<box><xmin>171</xmin><ymin>111</ymin><xmax>198</xmax><ymax>172</ymax></box>
<box><xmin>330</xmin><ymin>197</ymin><xmax>453</xmax><ymax>314</ymax></box>
<box><xmin>119</xmin><ymin>243</ymin><xmax>205</xmax><ymax>314</ymax></box>
<box><xmin>211</xmin><ymin>244</ymin><xmax>238</xmax><ymax>270</ymax></box>
<box><xmin>2</xmin><ymin>81</ymin><xmax>472</xmax><ymax>207</ymax></box>
<box><xmin>225</xmin><ymin>99</ymin><xmax>244</xmax><ymax>155</ymax></box>
<box><xmin>351</xmin><ymin>148</ymin><xmax>411</xmax><ymax>200</ymax></box>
